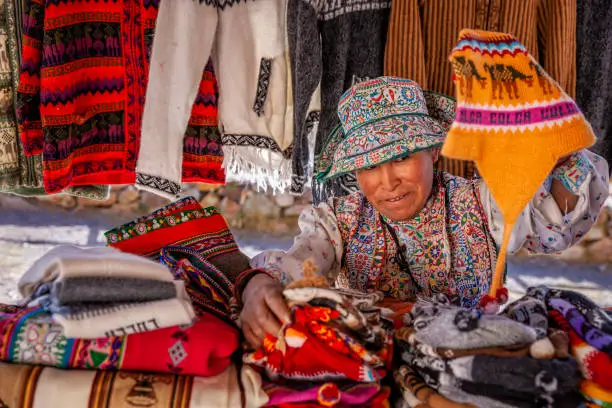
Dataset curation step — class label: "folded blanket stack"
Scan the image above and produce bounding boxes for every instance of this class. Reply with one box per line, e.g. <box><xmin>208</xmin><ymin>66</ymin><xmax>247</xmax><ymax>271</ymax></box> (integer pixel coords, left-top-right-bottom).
<box><xmin>0</xmin><ymin>199</ymin><xmax>254</xmax><ymax>407</ymax></box>
<box><xmin>104</xmin><ymin>196</ymin><xmax>267</xmax><ymax>327</ymax></box>
<box><xmin>394</xmin><ymin>294</ymin><xmax>583</xmax><ymax>408</ymax></box>
<box><xmin>18</xmin><ymin>245</ymin><xmax>195</xmax><ymax>339</ymax></box>
<box><xmin>518</xmin><ymin>287</ymin><xmax>612</xmax><ymax>408</ymax></box>
<box><xmin>244</xmin><ymin>286</ymin><xmax>393</xmax><ymax>407</ymax></box>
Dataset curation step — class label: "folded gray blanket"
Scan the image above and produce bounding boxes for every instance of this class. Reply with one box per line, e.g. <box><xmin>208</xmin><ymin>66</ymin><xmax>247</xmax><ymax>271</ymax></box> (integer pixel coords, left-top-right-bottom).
<box><xmin>32</xmin><ymin>276</ymin><xmax>178</xmax><ymax>305</ymax></box>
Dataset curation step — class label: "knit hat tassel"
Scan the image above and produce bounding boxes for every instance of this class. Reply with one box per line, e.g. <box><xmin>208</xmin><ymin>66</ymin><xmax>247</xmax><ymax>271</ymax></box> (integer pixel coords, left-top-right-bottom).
<box><xmin>480</xmin><ymin>222</ymin><xmax>512</xmax><ymax>313</ymax></box>
<box><xmin>442</xmin><ymin>29</ymin><xmax>597</xmax><ymax>313</ymax></box>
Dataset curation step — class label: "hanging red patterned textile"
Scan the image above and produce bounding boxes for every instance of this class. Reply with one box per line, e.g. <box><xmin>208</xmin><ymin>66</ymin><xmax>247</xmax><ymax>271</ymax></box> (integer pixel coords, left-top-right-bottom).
<box><xmin>16</xmin><ymin>0</ymin><xmax>224</xmax><ymax>195</ymax></box>
<box><xmin>0</xmin><ymin>304</ymin><xmax>239</xmax><ymax>377</ymax></box>
<box><xmin>181</xmin><ymin>62</ymin><xmax>224</xmax><ymax>183</ymax></box>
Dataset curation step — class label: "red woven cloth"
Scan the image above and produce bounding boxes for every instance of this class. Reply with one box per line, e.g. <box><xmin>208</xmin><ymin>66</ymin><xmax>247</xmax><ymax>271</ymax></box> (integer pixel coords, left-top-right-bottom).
<box><xmin>181</xmin><ymin>62</ymin><xmax>225</xmax><ymax>183</ymax></box>
<box><xmin>0</xmin><ymin>305</ymin><xmax>238</xmax><ymax>377</ymax></box>
<box><xmin>16</xmin><ymin>0</ymin><xmax>224</xmax><ymax>194</ymax></box>
<box><xmin>105</xmin><ymin>197</ymin><xmax>248</xmax><ymax>321</ymax></box>
<box><xmin>245</xmin><ymin>304</ymin><xmax>391</xmax><ymax>383</ymax></box>
<box><xmin>105</xmin><ymin>196</ymin><xmax>235</xmax><ymax>260</ymax></box>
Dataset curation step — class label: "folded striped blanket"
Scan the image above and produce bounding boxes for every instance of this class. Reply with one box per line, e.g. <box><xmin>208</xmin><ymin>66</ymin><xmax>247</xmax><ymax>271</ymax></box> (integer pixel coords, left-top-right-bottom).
<box><xmin>0</xmin><ymin>361</ymin><xmax>240</xmax><ymax>408</ymax></box>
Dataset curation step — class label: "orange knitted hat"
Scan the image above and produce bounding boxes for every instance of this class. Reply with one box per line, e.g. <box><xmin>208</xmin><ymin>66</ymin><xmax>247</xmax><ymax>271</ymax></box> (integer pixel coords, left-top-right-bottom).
<box><xmin>441</xmin><ymin>30</ymin><xmax>596</xmax><ymax>304</ymax></box>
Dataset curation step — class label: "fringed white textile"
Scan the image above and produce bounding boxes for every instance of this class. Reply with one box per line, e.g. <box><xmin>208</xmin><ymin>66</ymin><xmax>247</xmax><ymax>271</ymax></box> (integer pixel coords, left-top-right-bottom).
<box><xmin>222</xmin><ymin>146</ymin><xmax>293</xmax><ymax>194</ymax></box>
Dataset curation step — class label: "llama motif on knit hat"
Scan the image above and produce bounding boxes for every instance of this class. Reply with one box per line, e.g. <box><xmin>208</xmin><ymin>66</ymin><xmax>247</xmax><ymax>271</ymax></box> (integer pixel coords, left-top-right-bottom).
<box><xmin>450</xmin><ymin>55</ymin><xmax>487</xmax><ymax>99</ymax></box>
<box><xmin>482</xmin><ymin>62</ymin><xmax>535</xmax><ymax>100</ymax></box>
<box><xmin>442</xmin><ymin>30</ymin><xmax>596</xmax><ymax>302</ymax></box>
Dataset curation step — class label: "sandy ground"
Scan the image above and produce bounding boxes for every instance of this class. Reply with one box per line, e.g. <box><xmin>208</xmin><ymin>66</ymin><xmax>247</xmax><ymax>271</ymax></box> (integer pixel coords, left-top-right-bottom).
<box><xmin>1</xmin><ymin>200</ymin><xmax>611</xmax><ymax>306</ymax></box>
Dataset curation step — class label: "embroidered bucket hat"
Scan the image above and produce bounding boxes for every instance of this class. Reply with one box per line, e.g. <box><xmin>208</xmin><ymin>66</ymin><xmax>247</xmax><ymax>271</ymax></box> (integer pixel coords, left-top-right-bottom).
<box><xmin>316</xmin><ymin>77</ymin><xmax>456</xmax><ymax>181</ymax></box>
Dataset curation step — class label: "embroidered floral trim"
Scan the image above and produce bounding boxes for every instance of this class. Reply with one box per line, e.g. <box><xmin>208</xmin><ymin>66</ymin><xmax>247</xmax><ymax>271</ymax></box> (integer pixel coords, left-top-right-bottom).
<box><xmin>253</xmin><ymin>58</ymin><xmax>272</xmax><ymax>117</ymax></box>
<box><xmin>105</xmin><ymin>207</ymin><xmax>218</xmax><ymax>244</ymax></box>
<box><xmin>106</xmin><ymin>196</ymin><xmax>198</xmax><ymax>233</ymax></box>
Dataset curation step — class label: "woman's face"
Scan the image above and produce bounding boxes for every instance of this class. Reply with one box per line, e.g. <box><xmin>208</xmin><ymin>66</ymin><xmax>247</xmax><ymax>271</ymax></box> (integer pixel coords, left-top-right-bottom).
<box><xmin>356</xmin><ymin>149</ymin><xmax>438</xmax><ymax>221</ymax></box>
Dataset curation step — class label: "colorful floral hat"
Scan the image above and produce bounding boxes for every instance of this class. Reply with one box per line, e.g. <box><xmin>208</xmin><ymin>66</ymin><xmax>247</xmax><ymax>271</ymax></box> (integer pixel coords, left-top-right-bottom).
<box><xmin>316</xmin><ymin>77</ymin><xmax>456</xmax><ymax>181</ymax></box>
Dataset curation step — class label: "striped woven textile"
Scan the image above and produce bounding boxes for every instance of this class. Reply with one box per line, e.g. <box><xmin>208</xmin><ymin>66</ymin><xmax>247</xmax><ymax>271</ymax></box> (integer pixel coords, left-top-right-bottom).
<box><xmin>15</xmin><ymin>0</ymin><xmax>224</xmax><ymax>195</ymax></box>
<box><xmin>0</xmin><ymin>361</ymin><xmax>240</xmax><ymax>408</ymax></box>
<box><xmin>16</xmin><ymin>0</ymin><xmax>145</xmax><ymax>193</ymax></box>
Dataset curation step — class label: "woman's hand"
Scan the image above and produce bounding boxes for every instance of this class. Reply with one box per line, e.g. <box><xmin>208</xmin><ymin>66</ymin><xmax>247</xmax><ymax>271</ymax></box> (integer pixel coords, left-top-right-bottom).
<box><xmin>240</xmin><ymin>274</ymin><xmax>291</xmax><ymax>348</ymax></box>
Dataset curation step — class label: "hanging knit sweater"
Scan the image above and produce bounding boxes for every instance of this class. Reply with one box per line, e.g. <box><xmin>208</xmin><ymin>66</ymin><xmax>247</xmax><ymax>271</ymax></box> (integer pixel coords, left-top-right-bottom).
<box><xmin>4</xmin><ymin>0</ymin><xmax>108</xmax><ymax>199</ymax></box>
<box><xmin>0</xmin><ymin>0</ymin><xmax>25</xmax><ymax>190</ymax></box>
<box><xmin>142</xmin><ymin>1</ymin><xmax>225</xmax><ymax>185</ymax></box>
<box><xmin>16</xmin><ymin>0</ymin><xmax>149</xmax><ymax>193</ymax></box>
<box><xmin>576</xmin><ymin>0</ymin><xmax>612</xmax><ymax>170</ymax></box>
<box><xmin>290</xmin><ymin>0</ymin><xmax>391</xmax><ymax>201</ymax></box>
<box><xmin>138</xmin><ymin>0</ymin><xmax>292</xmax><ymax>198</ymax></box>
<box><xmin>15</xmin><ymin>0</ymin><xmax>224</xmax><ymax>197</ymax></box>
<box><xmin>384</xmin><ymin>0</ymin><xmax>578</xmax><ymax>181</ymax></box>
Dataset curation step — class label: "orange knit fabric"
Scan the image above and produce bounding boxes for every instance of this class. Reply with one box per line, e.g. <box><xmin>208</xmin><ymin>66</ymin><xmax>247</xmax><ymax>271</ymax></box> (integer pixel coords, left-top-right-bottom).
<box><xmin>441</xmin><ymin>30</ymin><xmax>596</xmax><ymax>296</ymax></box>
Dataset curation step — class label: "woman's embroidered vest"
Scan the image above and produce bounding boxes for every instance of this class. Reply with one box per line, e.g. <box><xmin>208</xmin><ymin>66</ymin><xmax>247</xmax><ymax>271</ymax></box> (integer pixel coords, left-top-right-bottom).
<box><xmin>332</xmin><ymin>173</ymin><xmax>497</xmax><ymax>308</ymax></box>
